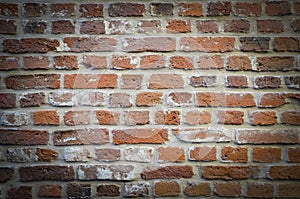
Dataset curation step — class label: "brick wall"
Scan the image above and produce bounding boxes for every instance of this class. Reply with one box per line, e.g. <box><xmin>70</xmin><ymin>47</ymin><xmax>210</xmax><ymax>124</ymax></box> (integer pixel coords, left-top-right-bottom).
<box><xmin>0</xmin><ymin>1</ymin><xmax>300</xmax><ymax>198</ymax></box>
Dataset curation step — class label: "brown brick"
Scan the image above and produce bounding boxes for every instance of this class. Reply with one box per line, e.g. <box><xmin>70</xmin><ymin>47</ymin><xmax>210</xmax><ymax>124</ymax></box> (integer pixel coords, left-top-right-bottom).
<box><xmin>156</xmin><ymin>110</ymin><xmax>180</xmax><ymax>125</ymax></box>
<box><xmin>207</xmin><ymin>1</ymin><xmax>231</xmax><ymax>16</ymax></box>
<box><xmin>250</xmin><ymin>111</ymin><xmax>277</xmax><ymax>126</ymax></box>
<box><xmin>23</xmin><ymin>21</ymin><xmax>46</xmax><ymax>34</ymax></box>
<box><xmin>54</xmin><ymin>128</ymin><xmax>109</xmax><ymax>146</ymax></box>
<box><xmin>137</xmin><ymin>20</ymin><xmax>162</xmax><ymax>34</ymax></box>
<box><xmin>97</xmin><ymin>185</ymin><xmax>120</xmax><ymax>197</ymax></box>
<box><xmin>178</xmin><ymin>3</ymin><xmax>203</xmax><ymax>16</ymax></box>
<box><xmin>291</xmin><ymin>19</ymin><xmax>300</xmax><ymax>32</ymax></box>
<box><xmin>201</xmin><ymin>166</ymin><xmax>259</xmax><ymax>180</ymax></box>
<box><xmin>24</xmin><ymin>56</ymin><xmax>50</xmax><ymax>70</ymax></box>
<box><xmin>52</xmin><ymin>20</ymin><xmax>75</xmax><ymax>34</ymax></box>
<box><xmin>181</xmin><ymin>37</ymin><xmax>235</xmax><ymax>52</ymax></box>
<box><xmin>154</xmin><ymin>181</ymin><xmax>181</xmax><ymax>197</ymax></box>
<box><xmin>274</xmin><ymin>37</ymin><xmax>299</xmax><ymax>52</ymax></box>
<box><xmin>266</xmin><ymin>1</ymin><xmax>291</xmax><ymax>16</ymax></box>
<box><xmin>95</xmin><ymin>148</ymin><xmax>120</xmax><ymax>161</ymax></box>
<box><xmin>51</xmin><ymin>3</ymin><xmax>75</xmax><ymax>17</ymax></box>
<box><xmin>33</xmin><ymin>110</ymin><xmax>59</xmax><ymax>125</ymax></box>
<box><xmin>158</xmin><ymin>147</ymin><xmax>185</xmax><ymax>162</ymax></box>
<box><xmin>240</xmin><ymin>37</ymin><xmax>270</xmax><ymax>52</ymax></box>
<box><xmin>198</xmin><ymin>55</ymin><xmax>224</xmax><ymax>69</ymax></box>
<box><xmin>0</xmin><ymin>168</ymin><xmax>14</xmax><ymax>183</ymax></box>
<box><xmin>184</xmin><ymin>182</ymin><xmax>211</xmax><ymax>197</ymax></box>
<box><xmin>227</xmin><ymin>56</ymin><xmax>252</xmax><ymax>70</ymax></box>
<box><xmin>64</xmin><ymin>111</ymin><xmax>90</xmax><ymax>126</ymax></box>
<box><xmin>189</xmin><ymin>76</ymin><xmax>217</xmax><ymax>87</ymax></box>
<box><xmin>278</xmin><ymin>183</ymin><xmax>300</xmax><ymax>198</ymax></box>
<box><xmin>269</xmin><ymin>166</ymin><xmax>300</xmax><ymax>179</ymax></box>
<box><xmin>82</xmin><ymin>55</ymin><xmax>108</xmax><ymax>69</ymax></box>
<box><xmin>150</xmin><ymin>3</ymin><xmax>173</xmax><ymax>16</ymax></box>
<box><xmin>113</xmin><ymin>128</ymin><xmax>168</xmax><ymax>145</ymax></box>
<box><xmin>257</xmin><ymin>20</ymin><xmax>284</xmax><ymax>33</ymax></box>
<box><xmin>235</xmin><ymin>2</ymin><xmax>262</xmax><ymax>16</ymax></box>
<box><xmin>196</xmin><ymin>20</ymin><xmax>218</xmax><ymax>33</ymax></box>
<box><xmin>108</xmin><ymin>3</ymin><xmax>145</xmax><ymax>17</ymax></box>
<box><xmin>256</xmin><ymin>56</ymin><xmax>295</xmax><ymax>71</ymax></box>
<box><xmin>236</xmin><ymin>129</ymin><xmax>299</xmax><ymax>144</ymax></box>
<box><xmin>95</xmin><ymin>110</ymin><xmax>120</xmax><ymax>125</ymax></box>
<box><xmin>217</xmin><ymin>110</ymin><xmax>244</xmax><ymax>125</ymax></box>
<box><xmin>3</xmin><ymin>38</ymin><xmax>59</xmax><ymax>53</ymax></box>
<box><xmin>224</xmin><ymin>19</ymin><xmax>250</xmax><ymax>33</ymax></box>
<box><xmin>168</xmin><ymin>92</ymin><xmax>193</xmax><ymax>107</ymax></box>
<box><xmin>0</xmin><ymin>93</ymin><xmax>16</xmax><ymax>108</ymax></box>
<box><xmin>36</xmin><ymin>148</ymin><xmax>58</xmax><ymax>162</ymax></box>
<box><xmin>80</xmin><ymin>20</ymin><xmax>105</xmax><ymax>34</ymax></box>
<box><xmin>253</xmin><ymin>147</ymin><xmax>281</xmax><ymax>163</ymax></box>
<box><xmin>226</xmin><ymin>76</ymin><xmax>248</xmax><ymax>88</ymax></box>
<box><xmin>185</xmin><ymin>111</ymin><xmax>212</xmax><ymax>125</ymax></box>
<box><xmin>141</xmin><ymin>165</ymin><xmax>193</xmax><ymax>179</ymax></box>
<box><xmin>281</xmin><ymin>111</ymin><xmax>300</xmax><ymax>125</ymax></box>
<box><xmin>124</xmin><ymin>111</ymin><xmax>149</xmax><ymax>125</ymax></box>
<box><xmin>254</xmin><ymin>76</ymin><xmax>281</xmax><ymax>89</ymax></box>
<box><xmin>54</xmin><ymin>55</ymin><xmax>78</xmax><ymax>70</ymax></box>
<box><xmin>7</xmin><ymin>186</ymin><xmax>32</xmax><ymax>199</ymax></box>
<box><xmin>247</xmin><ymin>183</ymin><xmax>274</xmax><ymax>198</ymax></box>
<box><xmin>64</xmin><ymin>74</ymin><xmax>117</xmax><ymax>89</ymax></box>
<box><xmin>0</xmin><ymin>56</ymin><xmax>19</xmax><ymax>71</ymax></box>
<box><xmin>39</xmin><ymin>185</ymin><xmax>62</xmax><ymax>198</ymax></box>
<box><xmin>112</xmin><ymin>55</ymin><xmax>138</xmax><ymax>69</ymax></box>
<box><xmin>0</xmin><ymin>20</ymin><xmax>17</xmax><ymax>34</ymax></box>
<box><xmin>149</xmin><ymin>74</ymin><xmax>184</xmax><ymax>89</ymax></box>
<box><xmin>259</xmin><ymin>93</ymin><xmax>286</xmax><ymax>108</ymax></box>
<box><xmin>296</xmin><ymin>2</ymin><xmax>300</xmax><ymax>14</ymax></box>
<box><xmin>67</xmin><ymin>184</ymin><xmax>91</xmax><ymax>198</ymax></box>
<box><xmin>109</xmin><ymin>93</ymin><xmax>132</xmax><ymax>108</ymax></box>
<box><xmin>214</xmin><ymin>183</ymin><xmax>242</xmax><ymax>197</ymax></box>
<box><xmin>189</xmin><ymin>146</ymin><xmax>216</xmax><ymax>161</ymax></box>
<box><xmin>0</xmin><ymin>129</ymin><xmax>48</xmax><ymax>145</ymax></box>
<box><xmin>288</xmin><ymin>147</ymin><xmax>300</xmax><ymax>162</ymax></box>
<box><xmin>63</xmin><ymin>37</ymin><xmax>117</xmax><ymax>52</ymax></box>
<box><xmin>23</xmin><ymin>3</ymin><xmax>46</xmax><ymax>17</ymax></box>
<box><xmin>79</xmin><ymin>4</ymin><xmax>103</xmax><ymax>18</ymax></box>
<box><xmin>121</xmin><ymin>37</ymin><xmax>176</xmax><ymax>52</ymax></box>
<box><xmin>121</xmin><ymin>74</ymin><xmax>143</xmax><ymax>89</ymax></box>
<box><xmin>0</xmin><ymin>3</ymin><xmax>18</xmax><ymax>16</ymax></box>
<box><xmin>170</xmin><ymin>56</ymin><xmax>194</xmax><ymax>69</ymax></box>
<box><xmin>221</xmin><ymin>146</ymin><xmax>248</xmax><ymax>163</ymax></box>
<box><xmin>136</xmin><ymin>92</ymin><xmax>163</xmax><ymax>106</ymax></box>
<box><xmin>167</xmin><ymin>19</ymin><xmax>191</xmax><ymax>33</ymax></box>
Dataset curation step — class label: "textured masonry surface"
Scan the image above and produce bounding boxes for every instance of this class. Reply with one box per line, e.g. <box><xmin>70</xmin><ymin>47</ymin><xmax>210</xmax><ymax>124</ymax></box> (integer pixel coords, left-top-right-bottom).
<box><xmin>0</xmin><ymin>1</ymin><xmax>300</xmax><ymax>198</ymax></box>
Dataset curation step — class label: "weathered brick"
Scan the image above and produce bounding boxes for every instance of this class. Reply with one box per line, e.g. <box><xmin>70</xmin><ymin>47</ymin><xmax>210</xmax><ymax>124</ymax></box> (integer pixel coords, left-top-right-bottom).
<box><xmin>236</xmin><ymin>129</ymin><xmax>299</xmax><ymax>144</ymax></box>
<box><xmin>23</xmin><ymin>20</ymin><xmax>46</xmax><ymax>34</ymax></box>
<box><xmin>214</xmin><ymin>183</ymin><xmax>242</xmax><ymax>197</ymax></box>
<box><xmin>141</xmin><ymin>165</ymin><xmax>193</xmax><ymax>179</ymax></box>
<box><xmin>111</xmin><ymin>55</ymin><xmax>138</xmax><ymax>69</ymax></box>
<box><xmin>196</xmin><ymin>20</ymin><xmax>218</xmax><ymax>33</ymax></box>
<box><xmin>167</xmin><ymin>19</ymin><xmax>191</xmax><ymax>33</ymax></box>
<box><xmin>108</xmin><ymin>19</ymin><xmax>134</xmax><ymax>35</ymax></box>
<box><xmin>95</xmin><ymin>148</ymin><xmax>121</xmax><ymax>162</ymax></box>
<box><xmin>49</xmin><ymin>91</ymin><xmax>75</xmax><ymax>107</ymax></box>
<box><xmin>184</xmin><ymin>182</ymin><xmax>211</xmax><ymax>197</ymax></box>
<box><xmin>64</xmin><ymin>74</ymin><xmax>117</xmax><ymax>89</ymax></box>
<box><xmin>156</xmin><ymin>110</ymin><xmax>180</xmax><ymax>125</ymax></box>
<box><xmin>150</xmin><ymin>3</ymin><xmax>173</xmax><ymax>16</ymax></box>
<box><xmin>121</xmin><ymin>74</ymin><xmax>143</xmax><ymax>89</ymax></box>
<box><xmin>0</xmin><ymin>93</ymin><xmax>16</xmax><ymax>108</ymax></box>
<box><xmin>0</xmin><ymin>111</ymin><xmax>27</xmax><ymax>126</ymax></box>
<box><xmin>0</xmin><ymin>56</ymin><xmax>19</xmax><ymax>70</ymax></box>
<box><xmin>54</xmin><ymin>55</ymin><xmax>78</xmax><ymax>70</ymax></box>
<box><xmin>97</xmin><ymin>184</ymin><xmax>120</xmax><ymax>197</ymax></box>
<box><xmin>137</xmin><ymin>20</ymin><xmax>162</xmax><ymax>34</ymax></box>
<box><xmin>82</xmin><ymin>55</ymin><xmax>108</xmax><ymax>69</ymax></box>
<box><xmin>224</xmin><ymin>19</ymin><xmax>250</xmax><ymax>33</ymax></box>
<box><xmin>36</xmin><ymin>148</ymin><xmax>58</xmax><ymax>162</ymax></box>
<box><xmin>240</xmin><ymin>37</ymin><xmax>270</xmax><ymax>52</ymax></box>
<box><xmin>95</xmin><ymin>110</ymin><xmax>120</xmax><ymax>125</ymax></box>
<box><xmin>124</xmin><ymin>182</ymin><xmax>150</xmax><ymax>197</ymax></box>
<box><xmin>278</xmin><ymin>183</ymin><xmax>300</xmax><ymax>198</ymax></box>
<box><xmin>125</xmin><ymin>147</ymin><xmax>153</xmax><ymax>162</ymax></box>
<box><xmin>39</xmin><ymin>185</ymin><xmax>62</xmax><ymax>198</ymax></box>
<box><xmin>77</xmin><ymin>91</ymin><xmax>105</xmax><ymax>107</ymax></box>
<box><xmin>198</xmin><ymin>55</ymin><xmax>224</xmax><ymax>69</ymax></box>
<box><xmin>266</xmin><ymin>1</ymin><xmax>291</xmax><ymax>16</ymax></box>
<box><xmin>201</xmin><ymin>166</ymin><xmax>259</xmax><ymax>180</ymax></box>
<box><xmin>158</xmin><ymin>147</ymin><xmax>185</xmax><ymax>162</ymax></box>
<box><xmin>79</xmin><ymin>4</ymin><xmax>103</xmax><ymax>18</ymax></box>
<box><xmin>63</xmin><ymin>147</ymin><xmax>91</xmax><ymax>162</ymax></box>
<box><xmin>288</xmin><ymin>147</ymin><xmax>300</xmax><ymax>162</ymax></box>
<box><xmin>249</xmin><ymin>111</ymin><xmax>277</xmax><ymax>126</ymax></box>
<box><xmin>181</xmin><ymin>37</ymin><xmax>235</xmax><ymax>52</ymax></box>
<box><xmin>3</xmin><ymin>38</ymin><xmax>60</xmax><ymax>53</ymax></box>
<box><xmin>0</xmin><ymin>20</ymin><xmax>17</xmax><ymax>34</ymax></box>
<box><xmin>80</xmin><ymin>20</ymin><xmax>105</xmax><ymax>34</ymax></box>
<box><xmin>64</xmin><ymin>111</ymin><xmax>91</xmax><ymax>126</ymax></box>
<box><xmin>167</xmin><ymin>92</ymin><xmax>193</xmax><ymax>107</ymax></box>
<box><xmin>0</xmin><ymin>3</ymin><xmax>18</xmax><ymax>16</ymax></box>
<box><xmin>7</xmin><ymin>186</ymin><xmax>32</xmax><ymax>199</ymax></box>
<box><xmin>51</xmin><ymin>3</ymin><xmax>75</xmax><ymax>17</ymax></box>
<box><xmin>247</xmin><ymin>183</ymin><xmax>274</xmax><ymax>198</ymax></box>
<box><xmin>226</xmin><ymin>76</ymin><xmax>248</xmax><ymax>88</ymax></box>
<box><xmin>109</xmin><ymin>93</ymin><xmax>132</xmax><ymax>108</ymax></box>
<box><xmin>178</xmin><ymin>3</ymin><xmax>203</xmax><ymax>17</ymax></box>
<box><xmin>0</xmin><ymin>168</ymin><xmax>14</xmax><ymax>183</ymax></box>
<box><xmin>254</xmin><ymin>76</ymin><xmax>281</xmax><ymax>89</ymax></box>
<box><xmin>235</xmin><ymin>2</ymin><xmax>262</xmax><ymax>16</ymax></box>
<box><xmin>221</xmin><ymin>146</ymin><xmax>248</xmax><ymax>163</ymax></box>
<box><xmin>189</xmin><ymin>76</ymin><xmax>217</xmax><ymax>87</ymax></box>
<box><xmin>136</xmin><ymin>92</ymin><xmax>163</xmax><ymax>106</ymax></box>
<box><xmin>253</xmin><ymin>147</ymin><xmax>281</xmax><ymax>163</ymax></box>
<box><xmin>149</xmin><ymin>74</ymin><xmax>184</xmax><ymax>89</ymax></box>
<box><xmin>52</xmin><ymin>20</ymin><xmax>75</xmax><ymax>34</ymax></box>
<box><xmin>154</xmin><ymin>181</ymin><xmax>181</xmax><ymax>197</ymax></box>
<box><xmin>207</xmin><ymin>1</ymin><xmax>231</xmax><ymax>16</ymax></box>
<box><xmin>255</xmin><ymin>56</ymin><xmax>295</xmax><ymax>71</ymax></box>
<box><xmin>63</xmin><ymin>37</ymin><xmax>117</xmax><ymax>52</ymax></box>
<box><xmin>217</xmin><ymin>110</ymin><xmax>244</xmax><ymax>125</ymax></box>
<box><xmin>20</xmin><ymin>165</ymin><xmax>75</xmax><ymax>181</ymax></box>
<box><xmin>285</xmin><ymin>76</ymin><xmax>300</xmax><ymax>89</ymax></box>
<box><xmin>24</xmin><ymin>56</ymin><xmax>50</xmax><ymax>70</ymax></box>
<box><xmin>281</xmin><ymin>111</ymin><xmax>300</xmax><ymax>125</ymax></box>
<box><xmin>54</xmin><ymin>128</ymin><xmax>109</xmax><ymax>146</ymax></box>
<box><xmin>67</xmin><ymin>184</ymin><xmax>91</xmax><ymax>199</ymax></box>
<box><xmin>23</xmin><ymin>3</ymin><xmax>46</xmax><ymax>17</ymax></box>
<box><xmin>291</xmin><ymin>18</ymin><xmax>300</xmax><ymax>32</ymax></box>
<box><xmin>274</xmin><ymin>37</ymin><xmax>299</xmax><ymax>52</ymax></box>
<box><xmin>113</xmin><ymin>128</ymin><xmax>168</xmax><ymax>145</ymax></box>
<box><xmin>257</xmin><ymin>20</ymin><xmax>284</xmax><ymax>33</ymax></box>
<box><xmin>108</xmin><ymin>3</ymin><xmax>145</xmax><ymax>17</ymax></box>
<box><xmin>121</xmin><ymin>37</ymin><xmax>176</xmax><ymax>52</ymax></box>
<box><xmin>185</xmin><ymin>111</ymin><xmax>212</xmax><ymax>125</ymax></box>
<box><xmin>6</xmin><ymin>148</ymin><xmax>32</xmax><ymax>163</ymax></box>
<box><xmin>269</xmin><ymin>166</ymin><xmax>300</xmax><ymax>179</ymax></box>
<box><xmin>124</xmin><ymin>111</ymin><xmax>149</xmax><ymax>125</ymax></box>
<box><xmin>0</xmin><ymin>129</ymin><xmax>48</xmax><ymax>145</ymax></box>
<box><xmin>33</xmin><ymin>110</ymin><xmax>59</xmax><ymax>125</ymax></box>
<box><xmin>170</xmin><ymin>56</ymin><xmax>194</xmax><ymax>70</ymax></box>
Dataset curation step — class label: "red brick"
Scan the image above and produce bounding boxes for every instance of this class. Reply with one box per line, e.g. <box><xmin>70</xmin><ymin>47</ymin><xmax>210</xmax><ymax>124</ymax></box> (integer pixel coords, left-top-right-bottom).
<box><xmin>167</xmin><ymin>92</ymin><xmax>193</xmax><ymax>107</ymax></box>
<box><xmin>54</xmin><ymin>55</ymin><xmax>78</xmax><ymax>70</ymax></box>
<box><xmin>149</xmin><ymin>74</ymin><xmax>184</xmax><ymax>89</ymax></box>
<box><xmin>189</xmin><ymin>146</ymin><xmax>216</xmax><ymax>161</ymax></box>
<box><xmin>189</xmin><ymin>76</ymin><xmax>217</xmax><ymax>87</ymax></box>
<box><xmin>49</xmin><ymin>91</ymin><xmax>74</xmax><ymax>107</ymax></box>
<box><xmin>184</xmin><ymin>182</ymin><xmax>211</xmax><ymax>197</ymax></box>
<box><xmin>156</xmin><ymin>110</ymin><xmax>180</xmax><ymax>125</ymax></box>
<box><xmin>142</xmin><ymin>165</ymin><xmax>193</xmax><ymax>179</ymax></box>
<box><xmin>254</xmin><ymin>76</ymin><xmax>282</xmax><ymax>89</ymax></box>
<box><xmin>257</xmin><ymin>20</ymin><xmax>284</xmax><ymax>33</ymax></box>
<box><xmin>207</xmin><ymin>1</ymin><xmax>232</xmax><ymax>16</ymax></box>
<box><xmin>226</xmin><ymin>76</ymin><xmax>248</xmax><ymax>88</ymax></box>
<box><xmin>198</xmin><ymin>55</ymin><xmax>224</xmax><ymax>69</ymax></box>
<box><xmin>288</xmin><ymin>147</ymin><xmax>300</xmax><ymax>163</ymax></box>
<box><xmin>196</xmin><ymin>20</ymin><xmax>218</xmax><ymax>33</ymax></box>
<box><xmin>24</xmin><ymin>56</ymin><xmax>50</xmax><ymax>70</ymax></box>
<box><xmin>54</xmin><ymin>128</ymin><xmax>109</xmax><ymax>146</ymax></box>
<box><xmin>250</xmin><ymin>111</ymin><xmax>277</xmax><ymax>126</ymax></box>
<box><xmin>125</xmin><ymin>147</ymin><xmax>153</xmax><ymax>162</ymax></box>
<box><xmin>33</xmin><ymin>110</ymin><xmax>59</xmax><ymax>126</ymax></box>
<box><xmin>235</xmin><ymin>2</ymin><xmax>262</xmax><ymax>16</ymax></box>
<box><xmin>108</xmin><ymin>3</ymin><xmax>145</xmax><ymax>17</ymax></box>
<box><xmin>3</xmin><ymin>38</ymin><xmax>59</xmax><ymax>53</ymax></box>
<box><xmin>196</xmin><ymin>92</ymin><xmax>256</xmax><ymax>107</ymax></box>
<box><xmin>0</xmin><ymin>20</ymin><xmax>16</xmax><ymax>34</ymax></box>
<box><xmin>185</xmin><ymin>111</ymin><xmax>211</xmax><ymax>125</ymax></box>
<box><xmin>95</xmin><ymin>148</ymin><xmax>120</xmax><ymax>161</ymax></box>
<box><xmin>36</xmin><ymin>148</ymin><xmax>58</xmax><ymax>162</ymax></box>
<box><xmin>23</xmin><ymin>3</ymin><xmax>46</xmax><ymax>17</ymax></box>
<box><xmin>64</xmin><ymin>111</ymin><xmax>90</xmax><ymax>126</ymax></box>
<box><xmin>221</xmin><ymin>146</ymin><xmax>248</xmax><ymax>163</ymax></box>
<box><xmin>178</xmin><ymin>3</ymin><xmax>203</xmax><ymax>16</ymax></box>
<box><xmin>150</xmin><ymin>3</ymin><xmax>173</xmax><ymax>16</ymax></box>
<box><xmin>269</xmin><ymin>166</ymin><xmax>300</xmax><ymax>179</ymax></box>
<box><xmin>82</xmin><ymin>55</ymin><xmax>108</xmax><ymax>69</ymax></box>
<box><xmin>170</xmin><ymin>56</ymin><xmax>194</xmax><ymax>70</ymax></box>
<box><xmin>109</xmin><ymin>93</ymin><xmax>132</xmax><ymax>108</ymax></box>
<box><xmin>0</xmin><ymin>93</ymin><xmax>16</xmax><ymax>108</ymax></box>
<box><xmin>0</xmin><ymin>129</ymin><xmax>48</xmax><ymax>145</ymax></box>
<box><xmin>227</xmin><ymin>56</ymin><xmax>252</xmax><ymax>70</ymax></box>
<box><xmin>167</xmin><ymin>19</ymin><xmax>191</xmax><ymax>33</ymax></box>
<box><xmin>253</xmin><ymin>147</ymin><xmax>281</xmax><ymax>163</ymax></box>
<box><xmin>278</xmin><ymin>183</ymin><xmax>300</xmax><ymax>198</ymax></box>
<box><xmin>121</xmin><ymin>74</ymin><xmax>143</xmax><ymax>89</ymax></box>
<box><xmin>121</xmin><ymin>37</ymin><xmax>176</xmax><ymax>52</ymax></box>
<box><xmin>274</xmin><ymin>37</ymin><xmax>299</xmax><ymax>52</ymax></box>
<box><xmin>112</xmin><ymin>55</ymin><xmax>138</xmax><ymax>69</ymax></box>
<box><xmin>240</xmin><ymin>37</ymin><xmax>270</xmax><ymax>52</ymax></box>
<box><xmin>201</xmin><ymin>166</ymin><xmax>259</xmax><ymax>180</ymax></box>
<box><xmin>95</xmin><ymin>110</ymin><xmax>120</xmax><ymax>125</ymax></box>
<box><xmin>173</xmin><ymin>128</ymin><xmax>231</xmax><ymax>143</ymax></box>
<box><xmin>39</xmin><ymin>185</ymin><xmax>62</xmax><ymax>198</ymax></box>
<box><xmin>136</xmin><ymin>92</ymin><xmax>163</xmax><ymax>106</ymax></box>
<box><xmin>0</xmin><ymin>56</ymin><xmax>19</xmax><ymax>70</ymax></box>
<box><xmin>255</xmin><ymin>56</ymin><xmax>295</xmax><ymax>71</ymax></box>
<box><xmin>124</xmin><ymin>111</ymin><xmax>149</xmax><ymax>125</ymax></box>
<box><xmin>224</xmin><ymin>19</ymin><xmax>250</xmax><ymax>33</ymax></box>
<box><xmin>266</xmin><ymin>1</ymin><xmax>291</xmax><ymax>16</ymax></box>
<box><xmin>64</xmin><ymin>74</ymin><xmax>117</xmax><ymax>89</ymax></box>
<box><xmin>67</xmin><ymin>184</ymin><xmax>91</xmax><ymax>198</ymax></box>
<box><xmin>214</xmin><ymin>183</ymin><xmax>242</xmax><ymax>197</ymax></box>
<box><xmin>154</xmin><ymin>181</ymin><xmax>181</xmax><ymax>197</ymax></box>
<box><xmin>217</xmin><ymin>110</ymin><xmax>244</xmax><ymax>125</ymax></box>
<box><xmin>259</xmin><ymin>93</ymin><xmax>286</xmax><ymax>108</ymax></box>
<box><xmin>0</xmin><ymin>3</ymin><xmax>18</xmax><ymax>16</ymax></box>
<box><xmin>7</xmin><ymin>186</ymin><xmax>32</xmax><ymax>199</ymax></box>
<box><xmin>79</xmin><ymin>4</ymin><xmax>103</xmax><ymax>18</ymax></box>
<box><xmin>52</xmin><ymin>20</ymin><xmax>75</xmax><ymax>34</ymax></box>
<box><xmin>291</xmin><ymin>18</ymin><xmax>300</xmax><ymax>32</ymax></box>
<box><xmin>140</xmin><ymin>55</ymin><xmax>166</xmax><ymax>69</ymax></box>
<box><xmin>51</xmin><ymin>3</ymin><xmax>75</xmax><ymax>17</ymax></box>
<box><xmin>23</xmin><ymin>21</ymin><xmax>47</xmax><ymax>34</ymax></box>
<box><xmin>80</xmin><ymin>20</ymin><xmax>105</xmax><ymax>34</ymax></box>
<box><xmin>281</xmin><ymin>111</ymin><xmax>300</xmax><ymax>125</ymax></box>
<box><xmin>113</xmin><ymin>128</ymin><xmax>168</xmax><ymax>145</ymax></box>
<box><xmin>236</xmin><ymin>129</ymin><xmax>299</xmax><ymax>144</ymax></box>
<box><xmin>108</xmin><ymin>19</ymin><xmax>134</xmax><ymax>35</ymax></box>
<box><xmin>158</xmin><ymin>147</ymin><xmax>185</xmax><ymax>162</ymax></box>
<box><xmin>63</xmin><ymin>37</ymin><xmax>117</xmax><ymax>52</ymax></box>
<box><xmin>137</xmin><ymin>19</ymin><xmax>162</xmax><ymax>33</ymax></box>
<box><xmin>0</xmin><ymin>168</ymin><xmax>14</xmax><ymax>183</ymax></box>
<box><xmin>181</xmin><ymin>37</ymin><xmax>235</xmax><ymax>52</ymax></box>
<box><xmin>247</xmin><ymin>183</ymin><xmax>274</xmax><ymax>198</ymax></box>
<box><xmin>97</xmin><ymin>185</ymin><xmax>120</xmax><ymax>197</ymax></box>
